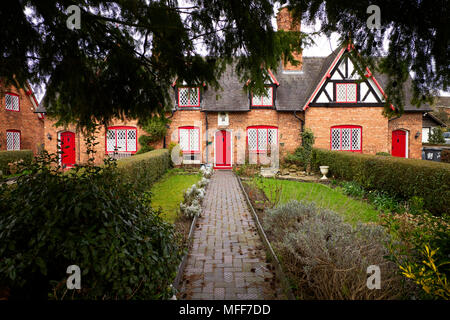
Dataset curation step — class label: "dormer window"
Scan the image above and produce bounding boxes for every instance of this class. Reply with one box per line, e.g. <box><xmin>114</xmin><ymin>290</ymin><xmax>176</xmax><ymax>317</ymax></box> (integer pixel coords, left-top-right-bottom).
<box><xmin>178</xmin><ymin>87</ymin><xmax>200</xmax><ymax>108</ymax></box>
<box><xmin>251</xmin><ymin>87</ymin><xmax>274</xmax><ymax>107</ymax></box>
<box><xmin>335</xmin><ymin>83</ymin><xmax>357</xmax><ymax>103</ymax></box>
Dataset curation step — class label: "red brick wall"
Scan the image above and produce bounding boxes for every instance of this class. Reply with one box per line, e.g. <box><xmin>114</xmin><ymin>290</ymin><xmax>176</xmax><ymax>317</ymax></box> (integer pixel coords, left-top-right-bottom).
<box><xmin>42</xmin><ymin>107</ymin><xmax>423</xmax><ymax>165</ymax></box>
<box><xmin>305</xmin><ymin>107</ymin><xmax>390</xmax><ymax>154</ymax></box>
<box><xmin>388</xmin><ymin>112</ymin><xmax>423</xmax><ymax>159</ymax></box>
<box><xmin>164</xmin><ymin>109</ymin><xmax>303</xmax><ymax>165</ymax></box>
<box><xmin>0</xmin><ymin>85</ymin><xmax>44</xmax><ymax>154</ymax></box>
<box><xmin>276</xmin><ymin>7</ymin><xmax>302</xmax><ymax>71</ymax></box>
<box><xmin>44</xmin><ymin>118</ymin><xmax>146</xmax><ymax>164</ymax></box>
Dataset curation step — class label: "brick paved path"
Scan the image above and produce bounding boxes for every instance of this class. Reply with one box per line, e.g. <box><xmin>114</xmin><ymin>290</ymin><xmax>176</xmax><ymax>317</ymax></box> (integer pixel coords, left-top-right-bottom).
<box><xmin>178</xmin><ymin>171</ymin><xmax>282</xmax><ymax>300</ymax></box>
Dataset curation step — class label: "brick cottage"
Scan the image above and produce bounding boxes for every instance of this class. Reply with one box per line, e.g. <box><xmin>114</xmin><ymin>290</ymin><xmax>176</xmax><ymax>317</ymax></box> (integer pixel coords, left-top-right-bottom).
<box><xmin>0</xmin><ymin>81</ymin><xmax>44</xmax><ymax>154</ymax></box>
<box><xmin>38</xmin><ymin>8</ymin><xmax>430</xmax><ymax>168</ymax></box>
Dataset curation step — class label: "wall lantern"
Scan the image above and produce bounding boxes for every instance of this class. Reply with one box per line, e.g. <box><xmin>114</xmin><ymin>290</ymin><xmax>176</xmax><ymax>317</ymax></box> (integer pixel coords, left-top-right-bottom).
<box><xmin>47</xmin><ymin>133</ymin><xmax>52</xmax><ymax>140</ymax></box>
<box><xmin>415</xmin><ymin>131</ymin><xmax>421</xmax><ymax>139</ymax></box>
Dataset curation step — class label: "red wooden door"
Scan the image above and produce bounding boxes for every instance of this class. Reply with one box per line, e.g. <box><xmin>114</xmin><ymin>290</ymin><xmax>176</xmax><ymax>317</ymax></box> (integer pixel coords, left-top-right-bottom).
<box><xmin>60</xmin><ymin>131</ymin><xmax>76</xmax><ymax>167</ymax></box>
<box><xmin>392</xmin><ymin>130</ymin><xmax>406</xmax><ymax>158</ymax></box>
<box><xmin>215</xmin><ymin>130</ymin><xmax>231</xmax><ymax>167</ymax></box>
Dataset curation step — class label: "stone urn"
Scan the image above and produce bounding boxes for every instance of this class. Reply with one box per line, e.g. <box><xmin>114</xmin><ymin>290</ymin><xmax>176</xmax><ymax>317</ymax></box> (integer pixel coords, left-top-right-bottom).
<box><xmin>319</xmin><ymin>166</ymin><xmax>329</xmax><ymax>180</ymax></box>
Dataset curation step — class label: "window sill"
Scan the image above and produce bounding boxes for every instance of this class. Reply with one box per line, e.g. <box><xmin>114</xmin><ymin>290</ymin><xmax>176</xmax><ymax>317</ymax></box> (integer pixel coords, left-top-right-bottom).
<box><xmin>331</xmin><ymin>149</ymin><xmax>362</xmax><ymax>153</ymax></box>
<box><xmin>249</xmin><ymin>150</ymin><xmax>274</xmax><ymax>154</ymax></box>
<box><xmin>182</xmin><ymin>160</ymin><xmax>201</xmax><ymax>164</ymax></box>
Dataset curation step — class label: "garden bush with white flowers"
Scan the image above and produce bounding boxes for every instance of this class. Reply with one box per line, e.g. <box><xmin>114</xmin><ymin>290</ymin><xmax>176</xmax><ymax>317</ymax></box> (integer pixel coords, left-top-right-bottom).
<box><xmin>180</xmin><ymin>166</ymin><xmax>212</xmax><ymax>218</ymax></box>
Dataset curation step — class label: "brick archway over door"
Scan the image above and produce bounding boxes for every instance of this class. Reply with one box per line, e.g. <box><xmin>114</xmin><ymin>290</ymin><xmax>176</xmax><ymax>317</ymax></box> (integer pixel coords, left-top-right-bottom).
<box><xmin>392</xmin><ymin>130</ymin><xmax>408</xmax><ymax>158</ymax></box>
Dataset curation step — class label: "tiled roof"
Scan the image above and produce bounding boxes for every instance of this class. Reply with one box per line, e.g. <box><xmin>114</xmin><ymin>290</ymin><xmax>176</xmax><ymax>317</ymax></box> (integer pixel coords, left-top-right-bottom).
<box><xmin>373</xmin><ymin>74</ymin><xmax>432</xmax><ymax>112</ymax></box>
<box><xmin>37</xmin><ymin>48</ymin><xmax>432</xmax><ymax>114</ymax></box>
<box><xmin>201</xmin><ymin>66</ymin><xmax>250</xmax><ymax>112</ymax></box>
<box><xmin>273</xmin><ymin>56</ymin><xmax>327</xmax><ymax>111</ymax></box>
<box><xmin>435</xmin><ymin>96</ymin><xmax>450</xmax><ymax>107</ymax></box>
<box><xmin>198</xmin><ymin>57</ymin><xmax>327</xmax><ymax>112</ymax></box>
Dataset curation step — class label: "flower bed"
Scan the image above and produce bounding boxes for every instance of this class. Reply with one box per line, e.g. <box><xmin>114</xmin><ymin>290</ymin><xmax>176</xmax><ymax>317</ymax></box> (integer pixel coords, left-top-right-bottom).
<box><xmin>179</xmin><ymin>165</ymin><xmax>212</xmax><ymax>218</ymax></box>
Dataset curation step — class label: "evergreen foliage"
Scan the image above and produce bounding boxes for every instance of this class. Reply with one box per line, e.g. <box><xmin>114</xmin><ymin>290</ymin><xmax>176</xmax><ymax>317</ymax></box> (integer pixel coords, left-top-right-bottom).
<box><xmin>0</xmin><ymin>1</ymin><xmax>309</xmax><ymax>127</ymax></box>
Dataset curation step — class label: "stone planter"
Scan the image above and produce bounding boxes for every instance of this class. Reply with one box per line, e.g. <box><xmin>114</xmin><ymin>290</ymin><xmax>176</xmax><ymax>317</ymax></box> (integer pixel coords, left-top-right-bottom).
<box><xmin>319</xmin><ymin>166</ymin><xmax>329</xmax><ymax>180</ymax></box>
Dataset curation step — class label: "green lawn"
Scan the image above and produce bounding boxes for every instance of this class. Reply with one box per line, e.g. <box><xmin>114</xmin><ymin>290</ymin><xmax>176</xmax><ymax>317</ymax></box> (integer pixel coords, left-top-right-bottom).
<box><xmin>252</xmin><ymin>177</ymin><xmax>380</xmax><ymax>224</ymax></box>
<box><xmin>150</xmin><ymin>170</ymin><xmax>202</xmax><ymax>223</ymax></box>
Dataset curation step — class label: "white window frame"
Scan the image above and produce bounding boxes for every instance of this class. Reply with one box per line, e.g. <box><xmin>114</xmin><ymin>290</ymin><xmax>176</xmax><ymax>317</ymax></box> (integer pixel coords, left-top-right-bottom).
<box><xmin>106</xmin><ymin>126</ymin><xmax>137</xmax><ymax>154</ymax></box>
<box><xmin>178</xmin><ymin>126</ymin><xmax>201</xmax><ymax>164</ymax></box>
<box><xmin>5</xmin><ymin>93</ymin><xmax>20</xmax><ymax>112</ymax></box>
<box><xmin>178</xmin><ymin>87</ymin><xmax>200</xmax><ymax>107</ymax></box>
<box><xmin>247</xmin><ymin>126</ymin><xmax>278</xmax><ymax>153</ymax></box>
<box><xmin>6</xmin><ymin>130</ymin><xmax>21</xmax><ymax>150</ymax></box>
<box><xmin>251</xmin><ymin>87</ymin><xmax>274</xmax><ymax>107</ymax></box>
<box><xmin>335</xmin><ymin>83</ymin><xmax>357</xmax><ymax>103</ymax></box>
<box><xmin>331</xmin><ymin>126</ymin><xmax>362</xmax><ymax>152</ymax></box>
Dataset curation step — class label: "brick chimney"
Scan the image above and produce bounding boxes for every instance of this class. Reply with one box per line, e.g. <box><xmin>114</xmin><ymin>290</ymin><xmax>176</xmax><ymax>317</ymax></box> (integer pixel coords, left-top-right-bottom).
<box><xmin>276</xmin><ymin>6</ymin><xmax>302</xmax><ymax>71</ymax></box>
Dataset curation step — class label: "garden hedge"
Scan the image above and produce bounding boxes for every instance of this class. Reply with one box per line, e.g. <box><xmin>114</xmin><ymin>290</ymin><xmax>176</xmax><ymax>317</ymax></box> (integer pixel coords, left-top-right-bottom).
<box><xmin>0</xmin><ymin>150</ymin><xmax>180</xmax><ymax>299</ymax></box>
<box><xmin>311</xmin><ymin>149</ymin><xmax>450</xmax><ymax>215</ymax></box>
<box><xmin>116</xmin><ymin>148</ymin><xmax>170</xmax><ymax>192</ymax></box>
<box><xmin>0</xmin><ymin>150</ymin><xmax>33</xmax><ymax>175</ymax></box>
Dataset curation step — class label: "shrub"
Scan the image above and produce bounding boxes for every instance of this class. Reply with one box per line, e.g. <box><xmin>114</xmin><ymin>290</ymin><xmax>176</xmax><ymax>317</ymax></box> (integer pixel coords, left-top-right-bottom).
<box><xmin>407</xmin><ymin>196</ymin><xmax>426</xmax><ymax>215</ymax></box>
<box><xmin>136</xmin><ymin>135</ymin><xmax>155</xmax><ymax>154</ymax></box>
<box><xmin>139</xmin><ymin>116</ymin><xmax>170</xmax><ymax>143</ymax></box>
<box><xmin>233</xmin><ymin>163</ymin><xmax>260</xmax><ymax>177</ymax></box>
<box><xmin>283</xmin><ymin>129</ymin><xmax>315</xmax><ymax>170</ymax></box>
<box><xmin>199</xmin><ymin>165</ymin><xmax>213</xmax><ymax>179</ymax></box>
<box><xmin>263</xmin><ymin>200</ymin><xmax>407</xmax><ymax>299</ymax></box>
<box><xmin>117</xmin><ymin>149</ymin><xmax>170</xmax><ymax>193</ymax></box>
<box><xmin>428</xmin><ymin>127</ymin><xmax>445</xmax><ymax>144</ymax></box>
<box><xmin>168</xmin><ymin>142</ymin><xmax>178</xmax><ymax>155</ymax></box>
<box><xmin>382</xmin><ymin>212</ymin><xmax>450</xmax><ymax>299</ymax></box>
<box><xmin>179</xmin><ymin>167</ymin><xmax>211</xmax><ymax>218</ymax></box>
<box><xmin>399</xmin><ymin>245</ymin><xmax>449</xmax><ymax>299</ymax></box>
<box><xmin>376</xmin><ymin>152</ymin><xmax>391</xmax><ymax>156</ymax></box>
<box><xmin>367</xmin><ymin>190</ymin><xmax>404</xmax><ymax>213</ymax></box>
<box><xmin>441</xmin><ymin>150</ymin><xmax>450</xmax><ymax>164</ymax></box>
<box><xmin>340</xmin><ymin>181</ymin><xmax>365</xmax><ymax>198</ymax></box>
<box><xmin>0</xmin><ymin>152</ymin><xmax>183</xmax><ymax>300</ymax></box>
<box><xmin>311</xmin><ymin>149</ymin><xmax>450</xmax><ymax>215</ymax></box>
<box><xmin>0</xmin><ymin>150</ymin><xmax>33</xmax><ymax>175</ymax></box>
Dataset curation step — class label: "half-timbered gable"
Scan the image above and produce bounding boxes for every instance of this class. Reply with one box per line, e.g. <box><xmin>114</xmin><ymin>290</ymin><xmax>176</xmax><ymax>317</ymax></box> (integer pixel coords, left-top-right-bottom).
<box><xmin>305</xmin><ymin>48</ymin><xmax>385</xmax><ymax>108</ymax></box>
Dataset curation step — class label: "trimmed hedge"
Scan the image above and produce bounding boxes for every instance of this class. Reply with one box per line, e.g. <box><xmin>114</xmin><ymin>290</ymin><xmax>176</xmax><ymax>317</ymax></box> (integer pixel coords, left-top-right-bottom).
<box><xmin>0</xmin><ymin>150</ymin><xmax>33</xmax><ymax>175</ymax></box>
<box><xmin>116</xmin><ymin>149</ymin><xmax>170</xmax><ymax>192</ymax></box>
<box><xmin>311</xmin><ymin>149</ymin><xmax>450</xmax><ymax>215</ymax></box>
